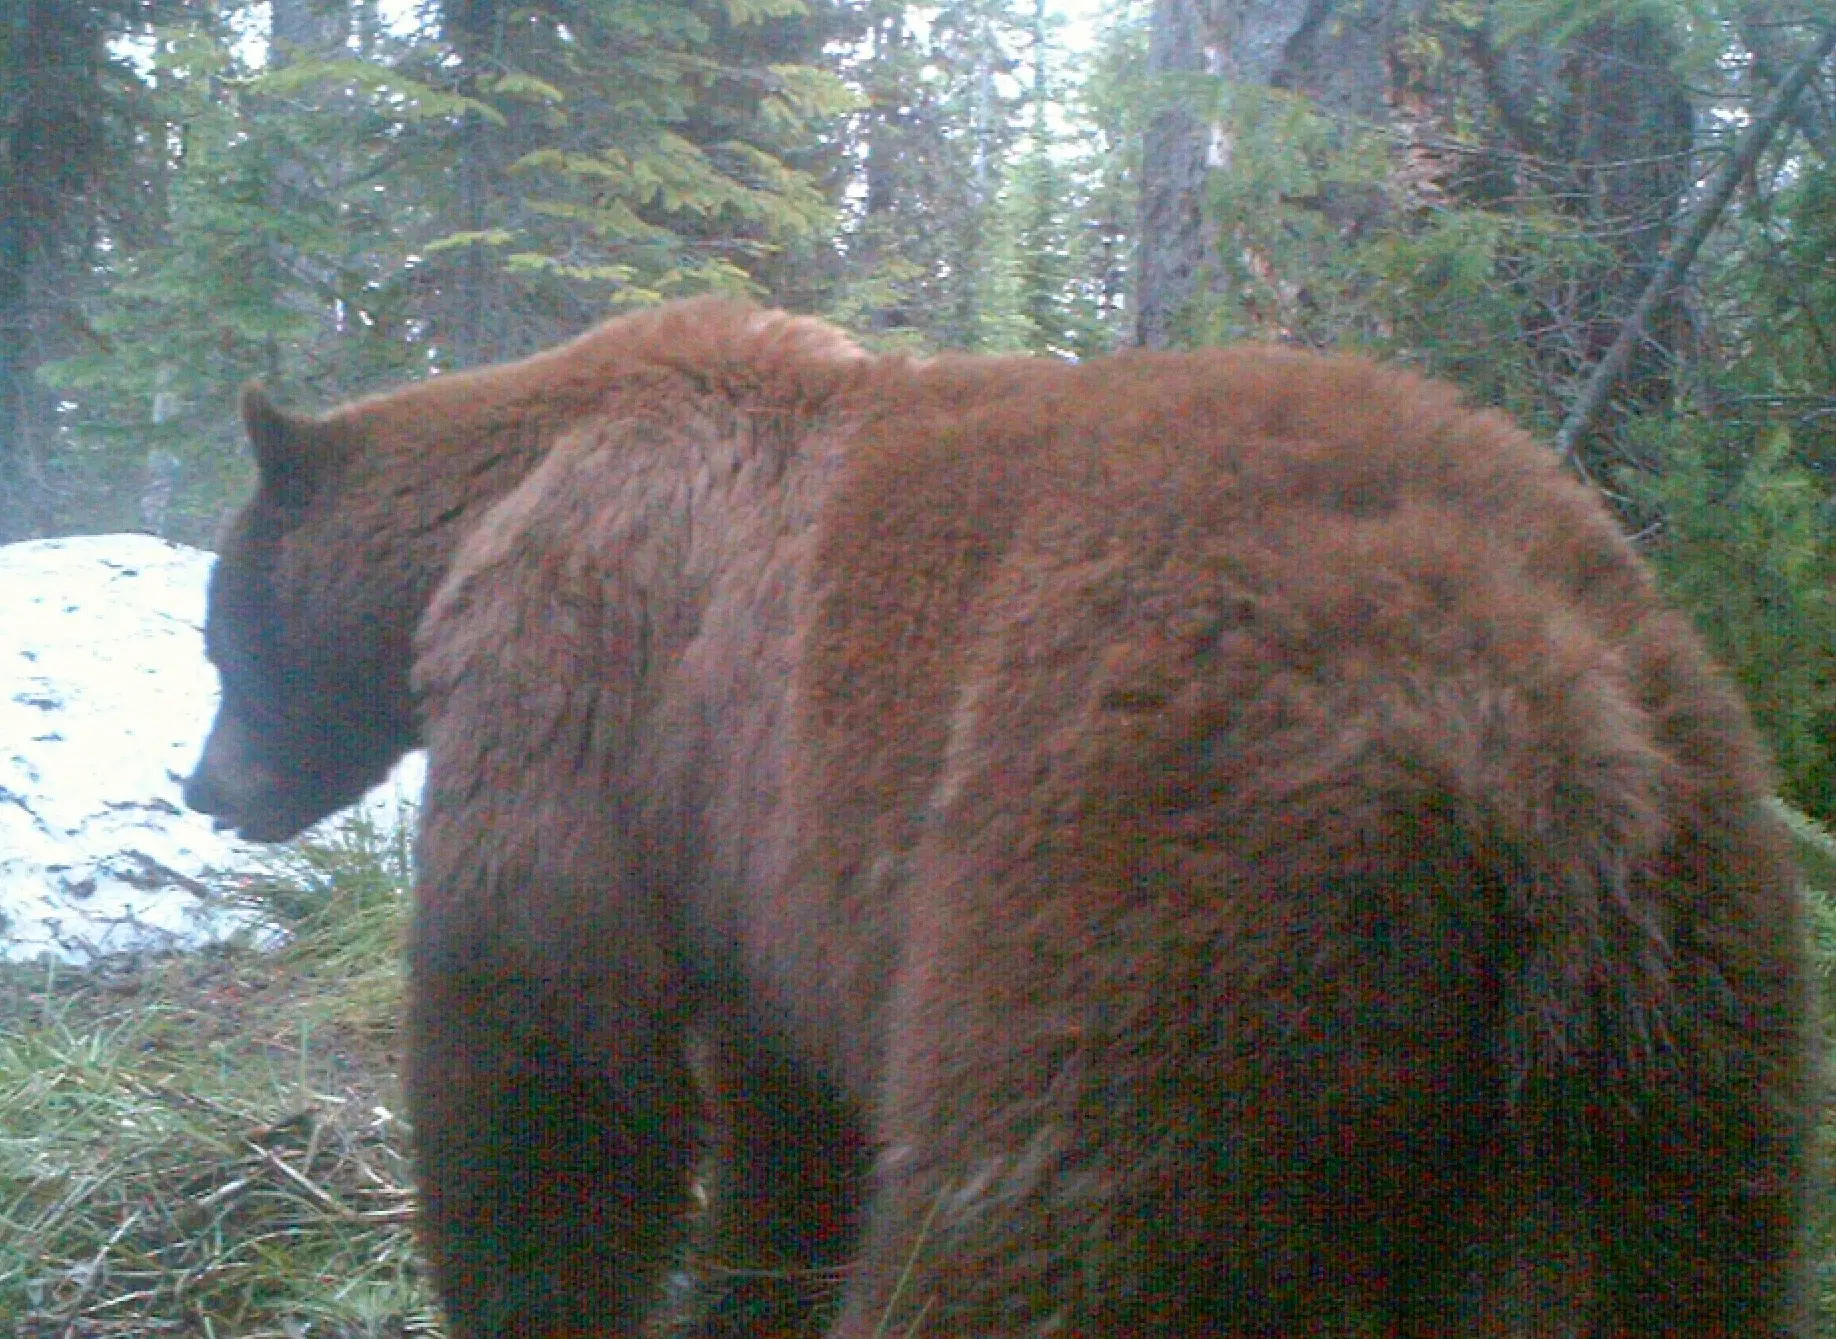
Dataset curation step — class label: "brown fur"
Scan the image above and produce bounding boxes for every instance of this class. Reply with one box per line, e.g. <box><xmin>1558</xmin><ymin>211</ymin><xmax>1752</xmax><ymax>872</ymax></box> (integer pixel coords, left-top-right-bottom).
<box><xmin>184</xmin><ymin>300</ymin><xmax>859</xmax><ymax>841</ymax></box>
<box><xmin>189</xmin><ymin>300</ymin><xmax>1815</xmax><ymax>1337</ymax></box>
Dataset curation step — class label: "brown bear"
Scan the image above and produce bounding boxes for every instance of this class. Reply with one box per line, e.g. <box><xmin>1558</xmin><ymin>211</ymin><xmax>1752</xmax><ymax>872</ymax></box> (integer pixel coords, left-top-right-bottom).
<box><xmin>187</xmin><ymin>298</ymin><xmax>1816</xmax><ymax>1338</ymax></box>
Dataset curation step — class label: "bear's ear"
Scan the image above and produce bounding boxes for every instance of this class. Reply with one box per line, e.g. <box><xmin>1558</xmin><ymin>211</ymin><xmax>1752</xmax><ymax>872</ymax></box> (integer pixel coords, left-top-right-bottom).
<box><xmin>241</xmin><ymin>382</ymin><xmax>325</xmax><ymax>508</ymax></box>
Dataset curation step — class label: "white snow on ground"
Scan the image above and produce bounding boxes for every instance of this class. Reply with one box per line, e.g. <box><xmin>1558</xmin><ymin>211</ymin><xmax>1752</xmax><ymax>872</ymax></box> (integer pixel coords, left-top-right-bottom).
<box><xmin>0</xmin><ymin>534</ymin><xmax>423</xmax><ymax>962</ymax></box>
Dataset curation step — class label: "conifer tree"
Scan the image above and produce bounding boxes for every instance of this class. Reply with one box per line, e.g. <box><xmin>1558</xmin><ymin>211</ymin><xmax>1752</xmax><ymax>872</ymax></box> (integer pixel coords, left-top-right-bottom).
<box><xmin>425</xmin><ymin>0</ymin><xmax>847</xmax><ymax>366</ymax></box>
<box><xmin>832</xmin><ymin>0</ymin><xmax>1033</xmax><ymax>348</ymax></box>
<box><xmin>0</xmin><ymin>0</ymin><xmax>122</xmax><ymax>539</ymax></box>
<box><xmin>33</xmin><ymin>0</ymin><xmax>846</xmax><ymax>539</ymax></box>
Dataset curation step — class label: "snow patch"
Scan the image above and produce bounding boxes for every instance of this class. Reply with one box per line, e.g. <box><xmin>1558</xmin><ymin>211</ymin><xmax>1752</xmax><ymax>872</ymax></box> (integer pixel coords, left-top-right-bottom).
<box><xmin>0</xmin><ymin>534</ymin><xmax>423</xmax><ymax>961</ymax></box>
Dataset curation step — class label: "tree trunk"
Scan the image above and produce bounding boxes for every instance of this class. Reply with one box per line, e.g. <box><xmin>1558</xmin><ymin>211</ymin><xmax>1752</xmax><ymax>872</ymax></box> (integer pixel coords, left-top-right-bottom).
<box><xmin>1237</xmin><ymin>0</ymin><xmax>1419</xmax><ymax>120</ymax></box>
<box><xmin>1741</xmin><ymin>1</ymin><xmax>1834</xmax><ymax>163</ymax></box>
<box><xmin>270</xmin><ymin>0</ymin><xmax>350</xmax><ymax>65</ymax></box>
<box><xmin>1561</xmin><ymin>15</ymin><xmax>1696</xmax><ymax>372</ymax></box>
<box><xmin>441</xmin><ymin>0</ymin><xmax>506</xmax><ymax>369</ymax></box>
<box><xmin>858</xmin><ymin>4</ymin><xmax>910</xmax><ymax>334</ymax></box>
<box><xmin>451</xmin><ymin>114</ymin><xmax>501</xmax><ymax>368</ymax></box>
<box><xmin>1135</xmin><ymin>0</ymin><xmax>1212</xmax><ymax>348</ymax></box>
<box><xmin>1453</xmin><ymin>10</ymin><xmax>1696</xmax><ymax>436</ymax></box>
<box><xmin>0</xmin><ymin>0</ymin><xmax>108</xmax><ymax>541</ymax></box>
<box><xmin>1136</xmin><ymin>0</ymin><xmax>1425</xmax><ymax>348</ymax></box>
<box><xmin>354</xmin><ymin>0</ymin><xmax>380</xmax><ymax>59</ymax></box>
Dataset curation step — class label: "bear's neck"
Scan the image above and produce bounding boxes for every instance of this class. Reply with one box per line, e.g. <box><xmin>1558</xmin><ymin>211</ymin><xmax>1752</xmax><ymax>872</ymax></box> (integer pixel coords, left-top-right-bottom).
<box><xmin>328</xmin><ymin>305</ymin><xmax>866</xmax><ymax>745</ymax></box>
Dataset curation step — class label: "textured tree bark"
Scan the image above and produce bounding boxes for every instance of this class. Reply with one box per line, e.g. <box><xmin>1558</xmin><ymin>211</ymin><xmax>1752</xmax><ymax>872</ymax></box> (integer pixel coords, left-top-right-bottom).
<box><xmin>1242</xmin><ymin>0</ymin><xmax>1420</xmax><ymax>121</ymax></box>
<box><xmin>1136</xmin><ymin>1</ymin><xmax>1424</xmax><ymax>348</ymax></box>
<box><xmin>270</xmin><ymin>0</ymin><xmax>350</xmax><ymax>64</ymax></box>
<box><xmin>1134</xmin><ymin>0</ymin><xmax>1213</xmax><ymax>348</ymax></box>
<box><xmin>442</xmin><ymin>0</ymin><xmax>506</xmax><ymax>370</ymax></box>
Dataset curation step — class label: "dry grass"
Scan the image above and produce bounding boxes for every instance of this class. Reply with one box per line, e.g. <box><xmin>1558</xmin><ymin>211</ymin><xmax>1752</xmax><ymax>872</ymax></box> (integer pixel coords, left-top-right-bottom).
<box><xmin>0</xmin><ymin>817</ymin><xmax>438</xmax><ymax>1338</ymax></box>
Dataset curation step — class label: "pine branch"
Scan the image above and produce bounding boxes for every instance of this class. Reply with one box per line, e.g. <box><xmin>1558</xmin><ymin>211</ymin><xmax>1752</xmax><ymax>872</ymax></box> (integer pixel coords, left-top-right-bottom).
<box><xmin>1555</xmin><ymin>20</ymin><xmax>1836</xmax><ymax>465</ymax></box>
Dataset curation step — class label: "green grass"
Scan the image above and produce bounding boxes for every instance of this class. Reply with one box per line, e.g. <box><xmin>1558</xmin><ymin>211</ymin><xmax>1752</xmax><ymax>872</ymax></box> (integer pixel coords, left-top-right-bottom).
<box><xmin>0</xmin><ymin>818</ymin><xmax>435</xmax><ymax>1338</ymax></box>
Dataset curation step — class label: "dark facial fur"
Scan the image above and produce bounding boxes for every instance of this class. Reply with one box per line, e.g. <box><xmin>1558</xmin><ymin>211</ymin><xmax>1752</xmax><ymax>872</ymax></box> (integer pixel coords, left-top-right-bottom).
<box><xmin>185</xmin><ymin>470</ymin><xmax>413</xmax><ymax>841</ymax></box>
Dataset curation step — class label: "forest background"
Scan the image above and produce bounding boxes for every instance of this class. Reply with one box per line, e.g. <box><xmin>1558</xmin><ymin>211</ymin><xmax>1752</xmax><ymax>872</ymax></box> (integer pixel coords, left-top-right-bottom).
<box><xmin>3</xmin><ymin>2</ymin><xmax>1836</xmax><ymax>1334</ymax></box>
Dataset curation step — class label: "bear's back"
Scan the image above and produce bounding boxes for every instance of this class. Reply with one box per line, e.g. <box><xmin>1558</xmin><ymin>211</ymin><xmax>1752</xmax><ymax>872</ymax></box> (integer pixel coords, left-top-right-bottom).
<box><xmin>793</xmin><ymin>340</ymin><xmax>1740</xmax><ymax>892</ymax></box>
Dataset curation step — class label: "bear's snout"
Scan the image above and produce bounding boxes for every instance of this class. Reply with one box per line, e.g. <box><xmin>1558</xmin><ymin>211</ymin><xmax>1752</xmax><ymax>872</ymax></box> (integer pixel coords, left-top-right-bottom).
<box><xmin>179</xmin><ymin>764</ymin><xmax>228</xmax><ymax>823</ymax></box>
<box><xmin>183</xmin><ymin>708</ymin><xmax>302</xmax><ymax>841</ymax></box>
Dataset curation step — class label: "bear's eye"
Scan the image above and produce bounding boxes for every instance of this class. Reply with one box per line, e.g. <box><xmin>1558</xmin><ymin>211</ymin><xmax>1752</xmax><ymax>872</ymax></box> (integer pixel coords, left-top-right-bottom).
<box><xmin>205</xmin><ymin>556</ymin><xmax>293</xmax><ymax>691</ymax></box>
<box><xmin>206</xmin><ymin>605</ymin><xmax>297</xmax><ymax>728</ymax></box>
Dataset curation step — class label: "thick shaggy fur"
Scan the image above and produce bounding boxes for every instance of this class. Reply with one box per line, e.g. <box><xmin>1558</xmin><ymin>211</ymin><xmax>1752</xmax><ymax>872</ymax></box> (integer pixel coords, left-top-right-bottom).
<box><xmin>189</xmin><ymin>300</ymin><xmax>1814</xmax><ymax>1338</ymax></box>
<box><xmin>184</xmin><ymin>301</ymin><xmax>855</xmax><ymax>842</ymax></box>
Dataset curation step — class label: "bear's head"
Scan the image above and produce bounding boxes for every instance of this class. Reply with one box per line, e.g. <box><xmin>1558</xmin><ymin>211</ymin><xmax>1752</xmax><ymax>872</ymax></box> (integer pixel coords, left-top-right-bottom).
<box><xmin>184</xmin><ymin>386</ymin><xmax>419</xmax><ymax>842</ymax></box>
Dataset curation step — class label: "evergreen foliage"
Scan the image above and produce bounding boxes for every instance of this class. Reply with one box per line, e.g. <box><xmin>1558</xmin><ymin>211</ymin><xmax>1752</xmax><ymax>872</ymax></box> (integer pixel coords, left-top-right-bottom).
<box><xmin>1629</xmin><ymin>423</ymin><xmax>1836</xmax><ymax>820</ymax></box>
<box><xmin>20</xmin><ymin>0</ymin><xmax>844</xmax><ymax>544</ymax></box>
<box><xmin>826</xmin><ymin>0</ymin><xmax>1034</xmax><ymax>349</ymax></box>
